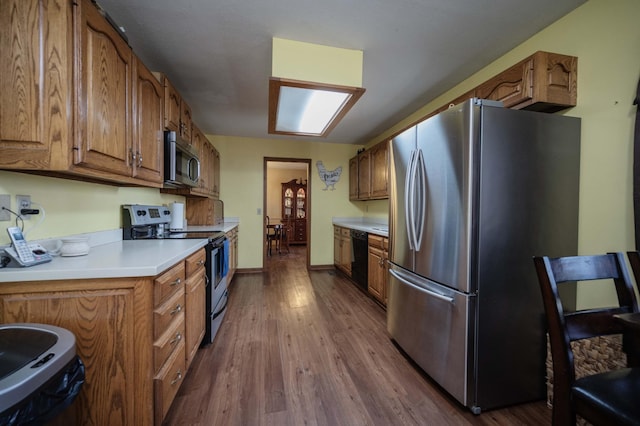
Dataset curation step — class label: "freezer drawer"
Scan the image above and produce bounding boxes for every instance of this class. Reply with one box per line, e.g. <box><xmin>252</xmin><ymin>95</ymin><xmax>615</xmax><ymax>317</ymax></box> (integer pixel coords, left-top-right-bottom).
<box><xmin>387</xmin><ymin>265</ymin><xmax>474</xmax><ymax>407</ymax></box>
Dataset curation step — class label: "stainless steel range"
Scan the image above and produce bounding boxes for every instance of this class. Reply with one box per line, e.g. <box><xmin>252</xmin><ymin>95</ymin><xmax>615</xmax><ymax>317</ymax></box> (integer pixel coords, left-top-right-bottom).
<box><xmin>122</xmin><ymin>204</ymin><xmax>229</xmax><ymax>345</ymax></box>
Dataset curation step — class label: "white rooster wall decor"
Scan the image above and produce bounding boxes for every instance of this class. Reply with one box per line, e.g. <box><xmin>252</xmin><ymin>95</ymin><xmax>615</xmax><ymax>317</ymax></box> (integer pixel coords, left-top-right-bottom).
<box><xmin>316</xmin><ymin>161</ymin><xmax>342</xmax><ymax>191</ymax></box>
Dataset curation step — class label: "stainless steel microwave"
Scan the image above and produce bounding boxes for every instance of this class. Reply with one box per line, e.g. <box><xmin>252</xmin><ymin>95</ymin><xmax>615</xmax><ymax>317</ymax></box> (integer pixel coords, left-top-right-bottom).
<box><xmin>164</xmin><ymin>131</ymin><xmax>200</xmax><ymax>188</ymax></box>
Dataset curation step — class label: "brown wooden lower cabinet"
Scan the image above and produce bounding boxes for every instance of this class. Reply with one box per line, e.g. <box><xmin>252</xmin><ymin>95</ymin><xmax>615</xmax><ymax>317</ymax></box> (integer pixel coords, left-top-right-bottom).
<box><xmin>0</xmin><ymin>249</ymin><xmax>207</xmax><ymax>425</ymax></box>
<box><xmin>333</xmin><ymin>226</ymin><xmax>352</xmax><ymax>276</ymax></box>
<box><xmin>368</xmin><ymin>234</ymin><xmax>389</xmax><ymax>305</ymax></box>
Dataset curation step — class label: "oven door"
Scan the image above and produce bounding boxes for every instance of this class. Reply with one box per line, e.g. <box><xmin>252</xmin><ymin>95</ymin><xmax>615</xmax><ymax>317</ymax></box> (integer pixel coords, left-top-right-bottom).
<box><xmin>204</xmin><ymin>237</ymin><xmax>227</xmax><ymax>344</ymax></box>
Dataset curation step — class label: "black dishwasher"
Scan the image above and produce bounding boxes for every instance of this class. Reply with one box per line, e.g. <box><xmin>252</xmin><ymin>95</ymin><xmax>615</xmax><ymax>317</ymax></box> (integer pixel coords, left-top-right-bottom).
<box><xmin>350</xmin><ymin>229</ymin><xmax>369</xmax><ymax>291</ymax></box>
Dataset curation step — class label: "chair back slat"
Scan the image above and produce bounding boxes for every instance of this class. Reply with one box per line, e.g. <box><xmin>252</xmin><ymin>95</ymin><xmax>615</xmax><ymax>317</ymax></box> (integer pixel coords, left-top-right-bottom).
<box><xmin>550</xmin><ymin>255</ymin><xmax>622</xmax><ymax>282</ymax></box>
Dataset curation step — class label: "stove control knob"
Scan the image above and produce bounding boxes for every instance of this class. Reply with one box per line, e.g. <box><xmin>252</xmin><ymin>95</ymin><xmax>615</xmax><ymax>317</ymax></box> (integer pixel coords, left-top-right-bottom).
<box><xmin>137</xmin><ymin>210</ymin><xmax>146</xmax><ymax>216</ymax></box>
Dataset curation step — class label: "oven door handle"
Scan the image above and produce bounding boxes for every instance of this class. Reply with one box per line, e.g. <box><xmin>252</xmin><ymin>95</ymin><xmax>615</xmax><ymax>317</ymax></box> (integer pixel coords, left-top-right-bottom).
<box><xmin>212</xmin><ymin>292</ymin><xmax>229</xmax><ymax>320</ymax></box>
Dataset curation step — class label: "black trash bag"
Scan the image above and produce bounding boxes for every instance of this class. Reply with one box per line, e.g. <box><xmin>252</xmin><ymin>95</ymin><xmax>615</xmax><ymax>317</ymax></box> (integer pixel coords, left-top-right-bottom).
<box><xmin>0</xmin><ymin>355</ymin><xmax>85</xmax><ymax>425</ymax></box>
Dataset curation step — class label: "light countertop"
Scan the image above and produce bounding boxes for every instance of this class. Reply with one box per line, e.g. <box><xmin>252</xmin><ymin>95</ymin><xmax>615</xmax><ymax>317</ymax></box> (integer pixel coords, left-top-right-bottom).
<box><xmin>332</xmin><ymin>218</ymin><xmax>389</xmax><ymax>237</ymax></box>
<box><xmin>0</xmin><ymin>222</ymin><xmax>239</xmax><ymax>283</ymax></box>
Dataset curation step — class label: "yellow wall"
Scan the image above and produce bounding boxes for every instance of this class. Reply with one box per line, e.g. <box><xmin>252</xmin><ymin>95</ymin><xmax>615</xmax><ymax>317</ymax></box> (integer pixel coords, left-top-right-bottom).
<box><xmin>211</xmin><ymin>135</ymin><xmax>363</xmax><ymax>268</ymax></box>
<box><xmin>364</xmin><ymin>0</ymin><xmax>640</xmax><ymax>309</ymax></box>
<box><xmin>0</xmin><ymin>171</ymin><xmax>184</xmax><ymax>244</ymax></box>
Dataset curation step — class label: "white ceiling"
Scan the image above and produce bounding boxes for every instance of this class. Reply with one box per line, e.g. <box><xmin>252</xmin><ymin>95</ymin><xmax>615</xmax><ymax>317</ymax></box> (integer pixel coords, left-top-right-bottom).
<box><xmin>97</xmin><ymin>0</ymin><xmax>585</xmax><ymax>145</ymax></box>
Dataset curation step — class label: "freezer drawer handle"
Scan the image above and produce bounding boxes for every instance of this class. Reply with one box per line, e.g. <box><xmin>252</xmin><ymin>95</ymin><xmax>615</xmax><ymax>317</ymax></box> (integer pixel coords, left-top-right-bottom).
<box><xmin>390</xmin><ymin>269</ymin><xmax>454</xmax><ymax>304</ymax></box>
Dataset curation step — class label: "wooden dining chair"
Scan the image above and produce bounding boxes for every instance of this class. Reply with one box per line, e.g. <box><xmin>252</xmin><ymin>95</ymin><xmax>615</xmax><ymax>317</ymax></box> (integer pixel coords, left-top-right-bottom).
<box><xmin>533</xmin><ymin>253</ymin><xmax>640</xmax><ymax>426</ymax></box>
<box><xmin>265</xmin><ymin>215</ymin><xmax>278</xmax><ymax>256</ymax></box>
<box><xmin>279</xmin><ymin>217</ymin><xmax>292</xmax><ymax>254</ymax></box>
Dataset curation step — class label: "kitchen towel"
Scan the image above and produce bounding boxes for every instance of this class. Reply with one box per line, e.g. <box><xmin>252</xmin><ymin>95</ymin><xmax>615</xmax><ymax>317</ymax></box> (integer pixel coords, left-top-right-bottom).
<box><xmin>170</xmin><ymin>202</ymin><xmax>184</xmax><ymax>230</ymax></box>
<box><xmin>222</xmin><ymin>239</ymin><xmax>230</xmax><ymax>277</ymax></box>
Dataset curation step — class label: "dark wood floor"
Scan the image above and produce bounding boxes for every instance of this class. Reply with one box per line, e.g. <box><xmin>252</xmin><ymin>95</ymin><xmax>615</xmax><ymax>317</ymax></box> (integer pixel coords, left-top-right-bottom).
<box><xmin>163</xmin><ymin>245</ymin><xmax>551</xmax><ymax>425</ymax></box>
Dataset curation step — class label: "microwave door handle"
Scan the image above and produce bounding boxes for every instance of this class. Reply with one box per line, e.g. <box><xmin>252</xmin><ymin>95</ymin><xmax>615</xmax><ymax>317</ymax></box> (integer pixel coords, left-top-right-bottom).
<box><xmin>187</xmin><ymin>157</ymin><xmax>200</xmax><ymax>183</ymax></box>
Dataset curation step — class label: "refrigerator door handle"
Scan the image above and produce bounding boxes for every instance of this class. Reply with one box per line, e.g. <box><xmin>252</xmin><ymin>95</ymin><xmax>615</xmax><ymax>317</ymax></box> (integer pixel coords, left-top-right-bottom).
<box><xmin>414</xmin><ymin>149</ymin><xmax>426</xmax><ymax>251</ymax></box>
<box><xmin>405</xmin><ymin>149</ymin><xmax>418</xmax><ymax>250</ymax></box>
<box><xmin>390</xmin><ymin>268</ymin><xmax>455</xmax><ymax>304</ymax></box>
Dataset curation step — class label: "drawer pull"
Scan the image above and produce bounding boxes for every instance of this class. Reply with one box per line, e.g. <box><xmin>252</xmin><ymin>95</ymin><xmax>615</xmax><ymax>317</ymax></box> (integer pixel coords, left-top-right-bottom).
<box><xmin>197</xmin><ymin>260</ymin><xmax>205</xmax><ymax>266</ymax></box>
<box><xmin>170</xmin><ymin>332</ymin><xmax>182</xmax><ymax>345</ymax></box>
<box><xmin>170</xmin><ymin>278</ymin><xmax>181</xmax><ymax>287</ymax></box>
<box><xmin>171</xmin><ymin>304</ymin><xmax>183</xmax><ymax>315</ymax></box>
<box><xmin>170</xmin><ymin>370</ymin><xmax>183</xmax><ymax>385</ymax></box>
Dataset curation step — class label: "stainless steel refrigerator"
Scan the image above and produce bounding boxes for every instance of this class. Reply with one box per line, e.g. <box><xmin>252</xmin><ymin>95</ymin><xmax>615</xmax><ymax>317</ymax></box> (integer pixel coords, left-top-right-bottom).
<box><xmin>387</xmin><ymin>98</ymin><xmax>581</xmax><ymax>413</ymax></box>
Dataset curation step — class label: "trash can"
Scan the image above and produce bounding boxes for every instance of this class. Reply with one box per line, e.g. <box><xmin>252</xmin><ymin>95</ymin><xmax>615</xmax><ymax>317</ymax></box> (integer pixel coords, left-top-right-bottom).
<box><xmin>0</xmin><ymin>323</ymin><xmax>85</xmax><ymax>425</ymax></box>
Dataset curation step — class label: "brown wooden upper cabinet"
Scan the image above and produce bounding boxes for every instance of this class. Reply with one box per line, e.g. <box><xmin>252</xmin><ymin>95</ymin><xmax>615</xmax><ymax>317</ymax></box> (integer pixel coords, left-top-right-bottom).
<box><xmin>475</xmin><ymin>51</ymin><xmax>577</xmax><ymax>112</ymax></box>
<box><xmin>132</xmin><ymin>57</ymin><xmax>164</xmax><ymax>184</ymax></box>
<box><xmin>434</xmin><ymin>51</ymin><xmax>577</xmax><ymax>115</ymax></box>
<box><xmin>0</xmin><ymin>0</ymin><xmax>163</xmax><ymax>188</ymax></box>
<box><xmin>350</xmin><ymin>140</ymin><xmax>390</xmax><ymax>201</ymax></box>
<box><xmin>155</xmin><ymin>74</ymin><xmax>193</xmax><ymax>143</ymax></box>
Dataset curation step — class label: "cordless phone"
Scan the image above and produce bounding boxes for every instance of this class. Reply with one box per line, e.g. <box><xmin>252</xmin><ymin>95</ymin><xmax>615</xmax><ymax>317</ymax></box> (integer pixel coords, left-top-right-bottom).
<box><xmin>4</xmin><ymin>226</ymin><xmax>52</xmax><ymax>267</ymax></box>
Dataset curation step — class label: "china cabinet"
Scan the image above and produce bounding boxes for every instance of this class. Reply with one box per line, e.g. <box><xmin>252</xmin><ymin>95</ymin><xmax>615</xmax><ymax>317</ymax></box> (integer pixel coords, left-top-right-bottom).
<box><xmin>282</xmin><ymin>179</ymin><xmax>307</xmax><ymax>244</ymax></box>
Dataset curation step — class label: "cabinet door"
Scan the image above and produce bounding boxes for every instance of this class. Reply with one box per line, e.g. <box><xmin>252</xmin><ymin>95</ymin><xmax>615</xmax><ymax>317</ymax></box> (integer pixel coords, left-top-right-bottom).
<box><xmin>349</xmin><ymin>156</ymin><xmax>358</xmax><ymax>200</ymax></box>
<box><xmin>370</xmin><ymin>141</ymin><xmax>389</xmax><ymax>199</ymax></box>
<box><xmin>340</xmin><ymin>232</ymin><xmax>352</xmax><ymax>275</ymax></box>
<box><xmin>180</xmin><ymin>100</ymin><xmax>193</xmax><ymax>142</ymax></box>
<box><xmin>475</xmin><ymin>57</ymin><xmax>534</xmax><ymax>109</ymax></box>
<box><xmin>185</xmin><ymin>268</ymin><xmax>206</xmax><ymax>368</ymax></box>
<box><xmin>357</xmin><ymin>150</ymin><xmax>371</xmax><ymax>200</ymax></box>
<box><xmin>0</xmin><ymin>279</ymin><xmax>152</xmax><ymax>425</ymax></box>
<box><xmin>74</xmin><ymin>0</ymin><xmax>133</xmax><ymax>178</ymax></box>
<box><xmin>0</xmin><ymin>0</ymin><xmax>72</xmax><ymax>169</ymax></box>
<box><xmin>283</xmin><ymin>186</ymin><xmax>294</xmax><ymax>218</ymax></box>
<box><xmin>334</xmin><ymin>227</ymin><xmax>341</xmax><ymax>266</ymax></box>
<box><xmin>212</xmin><ymin>145</ymin><xmax>221</xmax><ymax>199</ymax></box>
<box><xmin>132</xmin><ymin>56</ymin><xmax>163</xmax><ymax>184</ymax></box>
<box><xmin>163</xmin><ymin>77</ymin><xmax>181</xmax><ymax>132</ymax></box>
<box><xmin>368</xmin><ymin>244</ymin><xmax>385</xmax><ymax>302</ymax></box>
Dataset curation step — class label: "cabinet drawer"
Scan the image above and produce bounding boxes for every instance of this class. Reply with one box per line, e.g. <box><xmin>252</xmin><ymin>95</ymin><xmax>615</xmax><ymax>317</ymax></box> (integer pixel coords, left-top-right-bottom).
<box><xmin>154</xmin><ymin>340</ymin><xmax>186</xmax><ymax>424</ymax></box>
<box><xmin>154</xmin><ymin>289</ymin><xmax>185</xmax><ymax>340</ymax></box>
<box><xmin>154</xmin><ymin>262</ymin><xmax>185</xmax><ymax>306</ymax></box>
<box><xmin>340</xmin><ymin>228</ymin><xmax>350</xmax><ymax>238</ymax></box>
<box><xmin>185</xmin><ymin>249</ymin><xmax>206</xmax><ymax>276</ymax></box>
<box><xmin>368</xmin><ymin>234</ymin><xmax>385</xmax><ymax>249</ymax></box>
<box><xmin>334</xmin><ymin>226</ymin><xmax>341</xmax><ymax>236</ymax></box>
<box><xmin>153</xmin><ymin>315</ymin><xmax>185</xmax><ymax>373</ymax></box>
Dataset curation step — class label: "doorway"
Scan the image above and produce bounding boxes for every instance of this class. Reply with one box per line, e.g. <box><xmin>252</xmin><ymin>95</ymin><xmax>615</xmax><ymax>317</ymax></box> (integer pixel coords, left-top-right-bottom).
<box><xmin>263</xmin><ymin>157</ymin><xmax>311</xmax><ymax>269</ymax></box>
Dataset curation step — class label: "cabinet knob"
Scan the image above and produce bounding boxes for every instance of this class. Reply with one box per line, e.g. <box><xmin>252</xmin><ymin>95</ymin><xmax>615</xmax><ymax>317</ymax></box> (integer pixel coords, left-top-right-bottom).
<box><xmin>170</xmin><ymin>332</ymin><xmax>182</xmax><ymax>345</ymax></box>
<box><xmin>170</xmin><ymin>370</ymin><xmax>183</xmax><ymax>385</ymax></box>
<box><xmin>171</xmin><ymin>304</ymin><xmax>182</xmax><ymax>315</ymax></box>
<box><xmin>170</xmin><ymin>278</ymin><xmax>181</xmax><ymax>287</ymax></box>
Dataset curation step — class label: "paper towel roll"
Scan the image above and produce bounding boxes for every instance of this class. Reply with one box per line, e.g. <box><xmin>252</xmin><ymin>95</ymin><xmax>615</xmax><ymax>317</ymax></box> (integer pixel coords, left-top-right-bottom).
<box><xmin>170</xmin><ymin>202</ymin><xmax>184</xmax><ymax>230</ymax></box>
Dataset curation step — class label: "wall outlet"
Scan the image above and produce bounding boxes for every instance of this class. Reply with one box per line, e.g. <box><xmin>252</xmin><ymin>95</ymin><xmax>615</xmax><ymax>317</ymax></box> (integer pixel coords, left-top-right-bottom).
<box><xmin>16</xmin><ymin>195</ymin><xmax>31</xmax><ymax>220</ymax></box>
<box><xmin>0</xmin><ymin>194</ymin><xmax>10</xmax><ymax>221</ymax></box>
